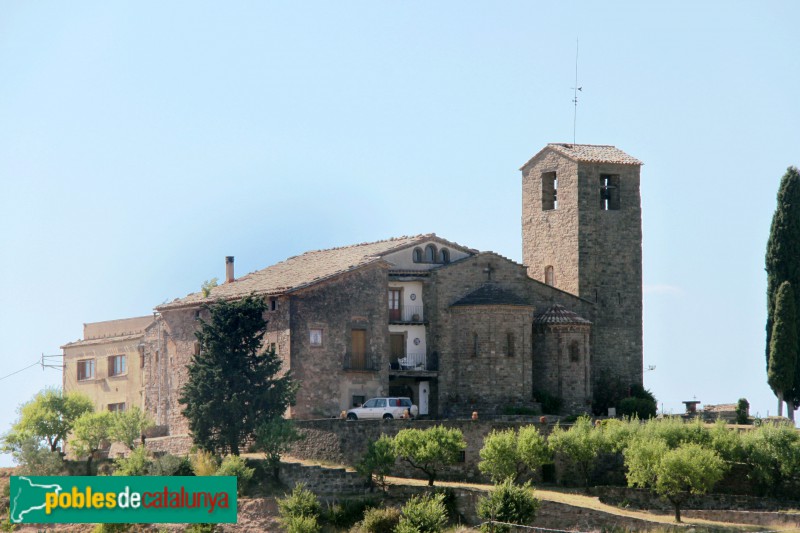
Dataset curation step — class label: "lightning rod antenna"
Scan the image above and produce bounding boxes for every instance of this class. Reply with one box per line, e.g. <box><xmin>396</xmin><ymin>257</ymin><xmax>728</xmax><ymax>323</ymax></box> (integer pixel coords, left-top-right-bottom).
<box><xmin>572</xmin><ymin>38</ymin><xmax>580</xmax><ymax>145</ymax></box>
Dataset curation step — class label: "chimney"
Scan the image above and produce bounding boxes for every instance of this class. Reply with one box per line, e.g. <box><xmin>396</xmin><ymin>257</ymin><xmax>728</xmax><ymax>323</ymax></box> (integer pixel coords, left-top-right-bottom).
<box><xmin>225</xmin><ymin>256</ymin><xmax>235</xmax><ymax>283</ymax></box>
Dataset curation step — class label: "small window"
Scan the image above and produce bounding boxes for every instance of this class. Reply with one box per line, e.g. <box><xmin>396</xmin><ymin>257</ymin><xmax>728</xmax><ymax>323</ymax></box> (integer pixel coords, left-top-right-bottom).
<box><xmin>440</xmin><ymin>248</ymin><xmax>450</xmax><ymax>264</ymax></box>
<box><xmin>108</xmin><ymin>402</ymin><xmax>126</xmax><ymax>413</ymax></box>
<box><xmin>108</xmin><ymin>355</ymin><xmax>127</xmax><ymax>377</ymax></box>
<box><xmin>269</xmin><ymin>342</ymin><xmax>277</xmax><ymax>354</ymax></box>
<box><xmin>506</xmin><ymin>332</ymin><xmax>515</xmax><ymax>357</ymax></box>
<box><xmin>270</xmin><ymin>298</ymin><xmax>277</xmax><ymax>311</ymax></box>
<box><xmin>310</xmin><ymin>329</ymin><xmax>323</xmax><ymax>346</ymax></box>
<box><xmin>569</xmin><ymin>341</ymin><xmax>580</xmax><ymax>363</ymax></box>
<box><xmin>193</xmin><ymin>342</ymin><xmax>201</xmax><ymax>356</ymax></box>
<box><xmin>352</xmin><ymin>395</ymin><xmax>365</xmax><ymax>407</ymax></box>
<box><xmin>413</xmin><ymin>248</ymin><xmax>423</xmax><ymax>263</ymax></box>
<box><xmin>458</xmin><ymin>450</ymin><xmax>466</xmax><ymax>463</ymax></box>
<box><xmin>472</xmin><ymin>332</ymin><xmax>479</xmax><ymax>357</ymax></box>
<box><xmin>542</xmin><ymin>172</ymin><xmax>557</xmax><ymax>210</ymax></box>
<box><xmin>77</xmin><ymin>359</ymin><xmax>95</xmax><ymax>381</ymax></box>
<box><xmin>194</xmin><ymin>310</ymin><xmax>201</xmax><ymax>320</ymax></box>
<box><xmin>375</xmin><ymin>399</ymin><xmax>387</xmax><ymax>408</ymax></box>
<box><xmin>545</xmin><ymin>266</ymin><xmax>555</xmax><ymax>286</ymax></box>
<box><xmin>600</xmin><ymin>174</ymin><xmax>621</xmax><ymax>210</ymax></box>
<box><xmin>363</xmin><ymin>399</ymin><xmax>378</xmax><ymax>408</ymax></box>
<box><xmin>425</xmin><ymin>244</ymin><xmax>437</xmax><ymax>263</ymax></box>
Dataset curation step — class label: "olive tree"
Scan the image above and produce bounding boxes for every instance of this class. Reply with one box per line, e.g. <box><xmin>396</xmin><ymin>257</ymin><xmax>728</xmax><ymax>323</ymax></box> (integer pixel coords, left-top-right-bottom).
<box><xmin>478</xmin><ymin>426</ymin><xmax>550</xmax><ymax>483</ymax></box>
<box><xmin>394</xmin><ymin>426</ymin><xmax>465</xmax><ymax>486</ymax></box>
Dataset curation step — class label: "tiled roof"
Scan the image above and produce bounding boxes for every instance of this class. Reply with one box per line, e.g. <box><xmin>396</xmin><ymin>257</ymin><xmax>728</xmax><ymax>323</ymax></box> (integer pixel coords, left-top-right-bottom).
<box><xmin>451</xmin><ymin>284</ymin><xmax>531</xmax><ymax>307</ymax></box>
<box><xmin>61</xmin><ymin>332</ymin><xmax>144</xmax><ymax>349</ymax></box>
<box><xmin>158</xmin><ymin>234</ymin><xmax>460</xmax><ymax>310</ymax></box>
<box><xmin>521</xmin><ymin>143</ymin><xmax>642</xmax><ymax>169</ymax></box>
<box><xmin>703</xmin><ymin>404</ymin><xmax>737</xmax><ymax>413</ymax></box>
<box><xmin>533</xmin><ymin>304</ymin><xmax>592</xmax><ymax>326</ymax></box>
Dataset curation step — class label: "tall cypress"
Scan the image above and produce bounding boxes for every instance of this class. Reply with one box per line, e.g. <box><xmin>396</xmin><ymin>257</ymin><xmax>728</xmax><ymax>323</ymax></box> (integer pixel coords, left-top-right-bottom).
<box><xmin>768</xmin><ymin>281</ymin><xmax>798</xmax><ymax>417</ymax></box>
<box><xmin>766</xmin><ymin>167</ymin><xmax>800</xmax><ymax>414</ymax></box>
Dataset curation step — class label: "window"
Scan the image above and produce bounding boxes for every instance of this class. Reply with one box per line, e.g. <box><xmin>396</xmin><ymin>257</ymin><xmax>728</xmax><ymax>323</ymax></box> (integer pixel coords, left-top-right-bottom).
<box><xmin>108</xmin><ymin>403</ymin><xmax>126</xmax><ymax>413</ymax></box>
<box><xmin>77</xmin><ymin>359</ymin><xmax>95</xmax><ymax>381</ymax></box>
<box><xmin>270</xmin><ymin>298</ymin><xmax>277</xmax><ymax>311</ymax></box>
<box><xmin>310</xmin><ymin>329</ymin><xmax>323</xmax><ymax>346</ymax></box>
<box><xmin>193</xmin><ymin>342</ymin><xmax>201</xmax><ymax>356</ymax></box>
<box><xmin>569</xmin><ymin>341</ymin><xmax>580</xmax><ymax>363</ymax></box>
<box><xmin>374</xmin><ymin>399</ymin><xmax>387</xmax><ymax>408</ymax></box>
<box><xmin>413</xmin><ymin>248</ymin><xmax>423</xmax><ymax>263</ymax></box>
<box><xmin>600</xmin><ymin>174</ymin><xmax>621</xmax><ymax>210</ymax></box>
<box><xmin>545</xmin><ymin>266</ymin><xmax>555</xmax><ymax>286</ymax></box>
<box><xmin>352</xmin><ymin>395</ymin><xmax>365</xmax><ymax>407</ymax></box>
<box><xmin>424</xmin><ymin>244</ymin><xmax>436</xmax><ymax>263</ymax></box>
<box><xmin>542</xmin><ymin>172</ymin><xmax>557</xmax><ymax>210</ymax></box>
<box><xmin>388</xmin><ymin>289</ymin><xmax>402</xmax><ymax>321</ymax></box>
<box><xmin>458</xmin><ymin>451</ymin><xmax>466</xmax><ymax>463</ymax></box>
<box><xmin>472</xmin><ymin>332</ymin><xmax>479</xmax><ymax>357</ymax></box>
<box><xmin>108</xmin><ymin>355</ymin><xmax>126</xmax><ymax>377</ymax></box>
<box><xmin>506</xmin><ymin>332</ymin><xmax>515</xmax><ymax>357</ymax></box>
<box><xmin>194</xmin><ymin>310</ymin><xmax>201</xmax><ymax>320</ymax></box>
<box><xmin>269</xmin><ymin>342</ymin><xmax>277</xmax><ymax>354</ymax></box>
<box><xmin>440</xmin><ymin>248</ymin><xmax>450</xmax><ymax>263</ymax></box>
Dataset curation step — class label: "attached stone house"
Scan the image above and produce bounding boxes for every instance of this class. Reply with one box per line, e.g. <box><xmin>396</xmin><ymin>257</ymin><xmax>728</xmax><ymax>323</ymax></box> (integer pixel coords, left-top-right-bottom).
<box><xmin>62</xmin><ymin>143</ymin><xmax>644</xmax><ymax>443</ymax></box>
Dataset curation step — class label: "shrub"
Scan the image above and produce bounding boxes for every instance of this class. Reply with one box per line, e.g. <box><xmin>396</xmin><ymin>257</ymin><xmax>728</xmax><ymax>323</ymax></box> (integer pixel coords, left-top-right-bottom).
<box><xmin>278</xmin><ymin>483</ymin><xmax>321</xmax><ymax>521</ymax></box>
<box><xmin>397</xmin><ymin>493</ymin><xmax>448</xmax><ymax>533</ymax></box>
<box><xmin>8</xmin><ymin>435</ymin><xmax>64</xmax><ymax>476</ymax></box>
<box><xmin>354</xmin><ymin>506</ymin><xmax>401</xmax><ymax>533</ymax></box>
<box><xmin>91</xmin><ymin>525</ymin><xmax>131</xmax><ymax>533</ymax></box>
<box><xmin>477</xmin><ymin>479</ymin><xmax>539</xmax><ymax>533</ymax></box>
<box><xmin>355</xmin><ymin>435</ymin><xmax>396</xmax><ymax>490</ymax></box>
<box><xmin>216</xmin><ymin>455</ymin><xmax>255</xmax><ymax>495</ymax></box>
<box><xmin>190</xmin><ymin>450</ymin><xmax>219</xmax><ymax>476</ymax></box>
<box><xmin>282</xmin><ymin>515</ymin><xmax>320</xmax><ymax>533</ymax></box>
<box><xmin>325</xmin><ymin>499</ymin><xmax>377</xmax><ymax>529</ymax></box>
<box><xmin>736</xmin><ymin>398</ymin><xmax>751</xmax><ymax>424</ymax></box>
<box><xmin>185</xmin><ymin>524</ymin><xmax>218</xmax><ymax>533</ymax></box>
<box><xmin>148</xmin><ymin>454</ymin><xmax>194</xmax><ymax>476</ymax></box>
<box><xmin>113</xmin><ymin>446</ymin><xmax>151</xmax><ymax>476</ymax></box>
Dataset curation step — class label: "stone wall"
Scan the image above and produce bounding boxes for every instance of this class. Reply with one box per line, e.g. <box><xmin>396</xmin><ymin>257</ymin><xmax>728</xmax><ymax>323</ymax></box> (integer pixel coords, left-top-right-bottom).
<box><xmin>278</xmin><ymin>460</ymin><xmax>370</xmax><ymax>496</ymax></box>
<box><xmin>289</xmin><ymin>264</ymin><xmax>389</xmax><ymax>419</ymax></box>
<box><xmin>533</xmin><ymin>324</ymin><xmax>591</xmax><ymax>413</ymax></box>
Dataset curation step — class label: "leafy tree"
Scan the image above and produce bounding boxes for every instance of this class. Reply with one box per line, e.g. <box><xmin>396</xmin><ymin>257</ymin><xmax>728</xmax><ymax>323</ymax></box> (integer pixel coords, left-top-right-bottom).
<box><xmin>654</xmin><ymin>444</ymin><xmax>726</xmax><ymax>522</ymax></box>
<box><xmin>766</xmin><ymin>166</ymin><xmax>800</xmax><ymax>414</ymax></box>
<box><xmin>255</xmin><ymin>418</ymin><xmax>303</xmax><ymax>478</ymax></box>
<box><xmin>478</xmin><ymin>426</ymin><xmax>550</xmax><ymax>483</ymax></box>
<box><xmin>735</xmin><ymin>398</ymin><xmax>751</xmax><ymax>425</ymax></box>
<box><xmin>71</xmin><ymin>411</ymin><xmax>113</xmax><ymax>475</ymax></box>
<box><xmin>179</xmin><ymin>295</ymin><xmax>297</xmax><ymax>455</ymax></box>
<box><xmin>5</xmin><ymin>434</ymin><xmax>64</xmax><ymax>475</ymax></box>
<box><xmin>477</xmin><ymin>479</ymin><xmax>539</xmax><ymax>533</ymax></box>
<box><xmin>393</xmin><ymin>426</ymin><xmax>466</xmax><ymax>486</ymax></box>
<box><xmin>624</xmin><ymin>437</ymin><xmax>668</xmax><ymax>489</ymax></box>
<box><xmin>109</xmin><ymin>407</ymin><xmax>154</xmax><ymax>450</ymax></box>
<box><xmin>740</xmin><ymin>421</ymin><xmax>800</xmax><ymax>496</ymax></box>
<box><xmin>355</xmin><ymin>435</ymin><xmax>396</xmax><ymax>490</ymax></box>
<box><xmin>769</xmin><ymin>281</ymin><xmax>799</xmax><ymax>419</ymax></box>
<box><xmin>396</xmin><ymin>493</ymin><xmax>448</xmax><ymax>533</ymax></box>
<box><xmin>547</xmin><ymin>416</ymin><xmax>605</xmax><ymax>488</ymax></box>
<box><xmin>2</xmin><ymin>388</ymin><xmax>93</xmax><ymax>453</ymax></box>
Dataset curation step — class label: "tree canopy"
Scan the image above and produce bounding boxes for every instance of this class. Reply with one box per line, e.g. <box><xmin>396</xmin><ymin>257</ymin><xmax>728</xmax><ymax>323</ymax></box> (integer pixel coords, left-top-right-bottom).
<box><xmin>769</xmin><ymin>281</ymin><xmax>798</xmax><ymax>416</ymax></box>
<box><xmin>393</xmin><ymin>426</ymin><xmax>465</xmax><ymax>486</ymax></box>
<box><xmin>178</xmin><ymin>294</ymin><xmax>297</xmax><ymax>455</ymax></box>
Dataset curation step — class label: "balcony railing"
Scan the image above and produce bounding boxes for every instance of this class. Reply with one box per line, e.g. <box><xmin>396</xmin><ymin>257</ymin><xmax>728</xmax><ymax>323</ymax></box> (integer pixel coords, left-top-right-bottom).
<box><xmin>389</xmin><ymin>305</ymin><xmax>425</xmax><ymax>323</ymax></box>
<box><xmin>390</xmin><ymin>352</ymin><xmax>438</xmax><ymax>372</ymax></box>
<box><xmin>343</xmin><ymin>353</ymin><xmax>378</xmax><ymax>371</ymax></box>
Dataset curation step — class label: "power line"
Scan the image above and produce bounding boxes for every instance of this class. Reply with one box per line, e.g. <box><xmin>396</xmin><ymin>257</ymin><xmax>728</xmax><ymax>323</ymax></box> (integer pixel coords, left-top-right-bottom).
<box><xmin>0</xmin><ymin>361</ymin><xmax>41</xmax><ymax>382</ymax></box>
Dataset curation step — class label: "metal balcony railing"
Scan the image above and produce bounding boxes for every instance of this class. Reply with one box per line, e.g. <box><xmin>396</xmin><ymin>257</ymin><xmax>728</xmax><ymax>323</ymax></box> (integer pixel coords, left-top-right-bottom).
<box><xmin>389</xmin><ymin>352</ymin><xmax>438</xmax><ymax>372</ymax></box>
<box><xmin>388</xmin><ymin>305</ymin><xmax>425</xmax><ymax>323</ymax></box>
<box><xmin>343</xmin><ymin>353</ymin><xmax>378</xmax><ymax>371</ymax></box>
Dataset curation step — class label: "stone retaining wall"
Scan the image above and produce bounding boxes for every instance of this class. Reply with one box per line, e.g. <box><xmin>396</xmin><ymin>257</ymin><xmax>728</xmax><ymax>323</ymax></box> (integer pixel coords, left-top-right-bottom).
<box><xmin>278</xmin><ymin>461</ymin><xmax>370</xmax><ymax>496</ymax></box>
<box><xmin>595</xmin><ymin>486</ymin><xmax>798</xmax><ymax>512</ymax></box>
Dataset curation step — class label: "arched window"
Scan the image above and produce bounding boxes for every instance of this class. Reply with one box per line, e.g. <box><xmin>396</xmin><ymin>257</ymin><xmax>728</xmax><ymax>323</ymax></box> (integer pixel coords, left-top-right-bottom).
<box><xmin>569</xmin><ymin>341</ymin><xmax>580</xmax><ymax>363</ymax></box>
<box><xmin>440</xmin><ymin>248</ymin><xmax>450</xmax><ymax>264</ymax></box>
<box><xmin>545</xmin><ymin>266</ymin><xmax>555</xmax><ymax>286</ymax></box>
<box><xmin>506</xmin><ymin>332</ymin><xmax>515</xmax><ymax>357</ymax></box>
<box><xmin>425</xmin><ymin>244</ymin><xmax>437</xmax><ymax>263</ymax></box>
<box><xmin>472</xmin><ymin>332</ymin><xmax>479</xmax><ymax>357</ymax></box>
<box><xmin>413</xmin><ymin>248</ymin><xmax>423</xmax><ymax>263</ymax></box>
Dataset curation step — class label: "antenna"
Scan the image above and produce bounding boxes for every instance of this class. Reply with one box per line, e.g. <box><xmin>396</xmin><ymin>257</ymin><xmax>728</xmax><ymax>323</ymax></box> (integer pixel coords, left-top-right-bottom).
<box><xmin>571</xmin><ymin>38</ymin><xmax>582</xmax><ymax>145</ymax></box>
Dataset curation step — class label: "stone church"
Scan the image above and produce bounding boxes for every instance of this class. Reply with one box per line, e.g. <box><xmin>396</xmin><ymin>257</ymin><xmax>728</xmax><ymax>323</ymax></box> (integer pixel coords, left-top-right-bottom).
<box><xmin>62</xmin><ymin>143</ymin><xmax>643</xmax><ymax>435</ymax></box>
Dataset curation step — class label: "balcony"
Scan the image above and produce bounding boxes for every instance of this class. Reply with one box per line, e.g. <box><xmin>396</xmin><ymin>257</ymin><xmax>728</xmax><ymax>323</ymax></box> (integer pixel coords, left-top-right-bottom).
<box><xmin>343</xmin><ymin>353</ymin><xmax>378</xmax><ymax>371</ymax></box>
<box><xmin>389</xmin><ymin>352</ymin><xmax>438</xmax><ymax>372</ymax></box>
<box><xmin>388</xmin><ymin>305</ymin><xmax>425</xmax><ymax>324</ymax></box>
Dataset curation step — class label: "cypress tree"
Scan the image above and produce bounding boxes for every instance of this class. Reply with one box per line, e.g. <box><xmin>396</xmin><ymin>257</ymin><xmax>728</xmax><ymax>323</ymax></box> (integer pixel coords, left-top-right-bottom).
<box><xmin>765</xmin><ymin>167</ymin><xmax>800</xmax><ymax>414</ymax></box>
<box><xmin>768</xmin><ymin>281</ymin><xmax>798</xmax><ymax>418</ymax></box>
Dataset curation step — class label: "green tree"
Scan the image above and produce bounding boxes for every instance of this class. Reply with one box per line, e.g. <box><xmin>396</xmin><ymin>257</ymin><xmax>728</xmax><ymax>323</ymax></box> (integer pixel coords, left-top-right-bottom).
<box><xmin>547</xmin><ymin>416</ymin><xmax>605</xmax><ymax>488</ymax></box>
<box><xmin>735</xmin><ymin>398</ymin><xmax>751</xmax><ymax>425</ymax></box>
<box><xmin>654</xmin><ymin>444</ymin><xmax>726</xmax><ymax>522</ymax></box>
<box><xmin>476</xmin><ymin>479</ymin><xmax>540</xmax><ymax>533</ymax></box>
<box><xmin>109</xmin><ymin>407</ymin><xmax>154</xmax><ymax>450</ymax></box>
<box><xmin>355</xmin><ymin>434</ymin><xmax>396</xmax><ymax>490</ymax></box>
<box><xmin>393</xmin><ymin>426</ymin><xmax>466</xmax><ymax>486</ymax></box>
<box><xmin>71</xmin><ymin>411</ymin><xmax>113</xmax><ymax>475</ymax></box>
<box><xmin>396</xmin><ymin>493</ymin><xmax>448</xmax><ymax>533</ymax></box>
<box><xmin>255</xmin><ymin>418</ymin><xmax>303</xmax><ymax>478</ymax></box>
<box><xmin>178</xmin><ymin>295</ymin><xmax>297</xmax><ymax>455</ymax></box>
<box><xmin>769</xmin><ymin>281</ymin><xmax>799</xmax><ymax>419</ymax></box>
<box><xmin>478</xmin><ymin>426</ymin><xmax>550</xmax><ymax>483</ymax></box>
<box><xmin>766</xmin><ymin>166</ymin><xmax>800</xmax><ymax>415</ymax></box>
<box><xmin>2</xmin><ymin>388</ymin><xmax>93</xmax><ymax>454</ymax></box>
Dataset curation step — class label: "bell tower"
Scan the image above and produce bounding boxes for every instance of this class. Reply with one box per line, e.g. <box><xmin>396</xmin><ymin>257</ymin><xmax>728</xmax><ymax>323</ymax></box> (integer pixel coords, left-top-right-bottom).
<box><xmin>520</xmin><ymin>143</ymin><xmax>643</xmax><ymax>389</ymax></box>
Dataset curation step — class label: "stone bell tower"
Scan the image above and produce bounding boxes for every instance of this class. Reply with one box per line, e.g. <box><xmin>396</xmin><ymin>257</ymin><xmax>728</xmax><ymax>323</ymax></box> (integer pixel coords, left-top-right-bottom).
<box><xmin>520</xmin><ymin>143</ymin><xmax>643</xmax><ymax>389</ymax></box>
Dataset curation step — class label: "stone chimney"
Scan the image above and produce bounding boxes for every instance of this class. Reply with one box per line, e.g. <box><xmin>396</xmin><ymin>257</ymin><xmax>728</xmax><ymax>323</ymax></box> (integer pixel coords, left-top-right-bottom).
<box><xmin>225</xmin><ymin>256</ymin><xmax>235</xmax><ymax>283</ymax></box>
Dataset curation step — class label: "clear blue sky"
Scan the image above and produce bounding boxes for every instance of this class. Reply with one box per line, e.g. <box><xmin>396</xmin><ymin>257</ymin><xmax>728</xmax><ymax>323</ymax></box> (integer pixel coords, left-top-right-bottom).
<box><xmin>1</xmin><ymin>2</ymin><xmax>799</xmax><ymax>466</ymax></box>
